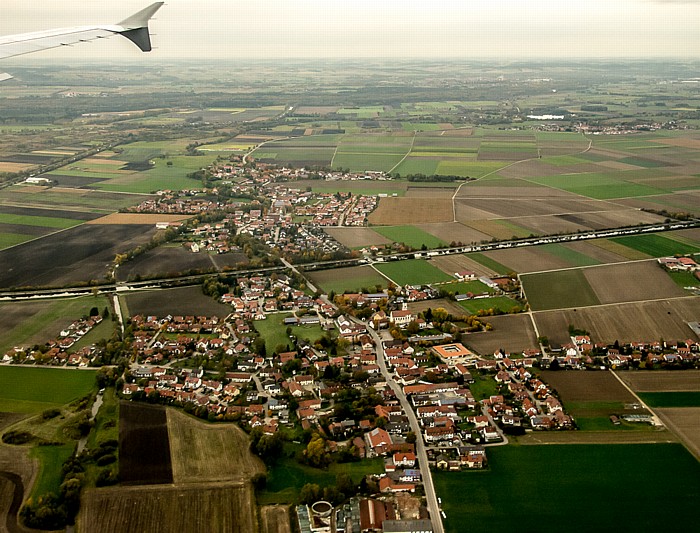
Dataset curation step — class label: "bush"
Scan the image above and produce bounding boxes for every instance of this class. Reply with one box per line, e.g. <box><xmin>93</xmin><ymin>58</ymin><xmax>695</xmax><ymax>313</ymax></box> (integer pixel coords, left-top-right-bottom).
<box><xmin>2</xmin><ymin>430</ymin><xmax>35</xmax><ymax>445</ymax></box>
<box><xmin>42</xmin><ymin>408</ymin><xmax>61</xmax><ymax>420</ymax></box>
<box><xmin>96</xmin><ymin>453</ymin><xmax>116</xmax><ymax>466</ymax></box>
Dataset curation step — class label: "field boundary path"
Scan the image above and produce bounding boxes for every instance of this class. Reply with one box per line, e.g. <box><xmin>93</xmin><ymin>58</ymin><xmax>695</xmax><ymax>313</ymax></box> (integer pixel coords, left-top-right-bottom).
<box><xmin>609</xmin><ymin>370</ymin><xmax>663</xmax><ymax>427</ymax></box>
<box><xmin>388</xmin><ymin>131</ymin><xmax>417</xmax><ymax>174</ymax></box>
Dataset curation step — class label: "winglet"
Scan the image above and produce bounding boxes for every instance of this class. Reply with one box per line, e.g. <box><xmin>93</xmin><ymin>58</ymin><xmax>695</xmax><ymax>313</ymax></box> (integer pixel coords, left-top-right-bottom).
<box><xmin>118</xmin><ymin>2</ymin><xmax>164</xmax><ymax>52</ymax></box>
<box><xmin>0</xmin><ymin>73</ymin><xmax>13</xmax><ymax>82</ymax></box>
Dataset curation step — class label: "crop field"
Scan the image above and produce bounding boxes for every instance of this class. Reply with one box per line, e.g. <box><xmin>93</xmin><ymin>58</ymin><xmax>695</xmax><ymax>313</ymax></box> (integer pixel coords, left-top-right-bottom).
<box><xmin>121</xmin><ymin>286</ymin><xmax>232</xmax><ymax>318</ymax></box>
<box><xmin>521</xmin><ymin>270</ymin><xmax>600</xmax><ymax>311</ymax></box>
<box><xmin>323</xmin><ymin>227</ymin><xmax>391</xmax><ymax>248</ymax></box>
<box><xmin>372</xmin><ymin>225</ymin><xmax>447</xmax><ymax>248</ymax></box>
<box><xmin>87</xmin><ymin>213</ymin><xmax>190</xmax><ymax>225</ymax></box>
<box><xmin>116</xmin><ymin>247</ymin><xmax>241</xmax><ymax>282</ymax></box>
<box><xmin>0</xmin><ymin>186</ymin><xmax>145</xmax><ymax>213</ymax></box>
<box><xmin>167</xmin><ymin>409</ymin><xmax>264</xmax><ymax>483</ymax></box>
<box><xmin>611</xmin><ymin>234</ymin><xmax>700</xmax><ymax>257</ymax></box>
<box><xmin>260</xmin><ymin>505</ymin><xmax>292</xmax><ymax>533</ymax></box>
<box><xmin>0</xmin><ymin>296</ymin><xmax>110</xmax><ymax>356</ymax></box>
<box><xmin>655</xmin><ymin>408</ymin><xmax>700</xmax><ymax>460</ymax></box>
<box><xmin>483</xmin><ymin>247</ymin><xmax>577</xmax><ymax>274</ymax></box>
<box><xmin>368</xmin><ymin>198</ymin><xmax>454</xmax><ymax>225</ymax></box>
<box><xmin>457</xmin><ymin>296</ymin><xmax>523</xmax><ymax>315</ymax></box>
<box><xmin>79</xmin><ymin>482</ymin><xmax>258</xmax><ymax>533</ymax></box>
<box><xmin>0</xmin><ymin>366</ymin><xmax>96</xmax><ymax>414</ymax></box>
<box><xmin>375</xmin><ymin>259</ymin><xmax>453</xmax><ymax>286</ymax></box>
<box><xmin>465</xmin><ymin>253</ymin><xmax>512</xmax><ymax>275</ymax></box>
<box><xmin>119</xmin><ymin>402</ymin><xmax>173</xmax><ymax>485</ymax></box>
<box><xmin>583</xmin><ymin>261</ymin><xmax>687</xmax><ymax>304</ymax></box>
<box><xmin>438</xmin><ymin>280</ymin><xmax>495</xmax><ymax>295</ymax></box>
<box><xmin>307</xmin><ymin>265</ymin><xmax>387</xmax><ymax>294</ymax></box>
<box><xmin>0</xmin><ymin>223</ymin><xmax>157</xmax><ymax>289</ymax></box>
<box><xmin>407</xmin><ymin>298</ymin><xmax>470</xmax><ymax>319</ymax></box>
<box><xmin>461</xmin><ymin>219</ymin><xmax>533</xmax><ymax>241</ymax></box>
<box><xmin>434</xmin><ymin>443</ymin><xmax>700</xmax><ymax>533</ymax></box>
<box><xmin>534</xmin><ymin>298</ymin><xmax>700</xmax><ymax>346</ymax></box>
<box><xmin>638</xmin><ymin>393</ymin><xmax>700</xmax><ymax>408</ymax></box>
<box><xmin>430</xmin><ymin>251</ymin><xmax>498</xmax><ymax>278</ymax></box>
<box><xmin>464</xmin><ymin>314</ymin><xmax>539</xmax><ymax>354</ymax></box>
<box><xmin>617</xmin><ymin>370</ymin><xmax>700</xmax><ymax>392</ymax></box>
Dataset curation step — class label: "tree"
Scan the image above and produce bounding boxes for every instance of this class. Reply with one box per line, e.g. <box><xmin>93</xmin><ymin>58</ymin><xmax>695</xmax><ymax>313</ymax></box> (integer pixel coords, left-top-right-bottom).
<box><xmin>304</xmin><ymin>435</ymin><xmax>329</xmax><ymax>467</ymax></box>
<box><xmin>299</xmin><ymin>483</ymin><xmax>322</xmax><ymax>504</ymax></box>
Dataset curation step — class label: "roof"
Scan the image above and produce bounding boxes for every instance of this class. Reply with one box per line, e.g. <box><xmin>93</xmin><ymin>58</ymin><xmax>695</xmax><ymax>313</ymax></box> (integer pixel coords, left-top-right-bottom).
<box><xmin>432</xmin><ymin>343</ymin><xmax>473</xmax><ymax>358</ymax></box>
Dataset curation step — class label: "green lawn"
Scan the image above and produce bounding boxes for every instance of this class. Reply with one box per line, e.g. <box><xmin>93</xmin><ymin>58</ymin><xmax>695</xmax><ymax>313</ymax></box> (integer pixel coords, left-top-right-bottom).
<box><xmin>30</xmin><ymin>444</ymin><xmax>75</xmax><ymax>498</ymax></box>
<box><xmin>438</xmin><ymin>281</ymin><xmax>496</xmax><ymax>295</ymax></box>
<box><xmin>434</xmin><ymin>444</ymin><xmax>700</xmax><ymax>533</ymax></box>
<box><xmin>0</xmin><ymin>367</ymin><xmax>97</xmax><ymax>413</ymax></box>
<box><xmin>253</xmin><ymin>314</ymin><xmax>295</xmax><ymax>354</ymax></box>
<box><xmin>372</xmin><ymin>226</ymin><xmax>446</xmax><ymax>250</ymax></box>
<box><xmin>375</xmin><ymin>259</ymin><xmax>453</xmax><ymax>286</ymax></box>
<box><xmin>638</xmin><ymin>392</ymin><xmax>700</xmax><ymax>408</ymax></box>
<box><xmin>611</xmin><ymin>234</ymin><xmax>700</xmax><ymax>258</ymax></box>
<box><xmin>522</xmin><ymin>269</ymin><xmax>600</xmax><ymax>311</ymax></box>
<box><xmin>468</xmin><ymin>374</ymin><xmax>500</xmax><ymax>401</ymax></box>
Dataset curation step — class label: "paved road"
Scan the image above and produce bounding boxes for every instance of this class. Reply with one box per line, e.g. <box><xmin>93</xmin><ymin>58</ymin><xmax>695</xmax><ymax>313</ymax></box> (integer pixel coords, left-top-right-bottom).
<box><xmin>365</xmin><ymin>324</ymin><xmax>445</xmax><ymax>533</ymax></box>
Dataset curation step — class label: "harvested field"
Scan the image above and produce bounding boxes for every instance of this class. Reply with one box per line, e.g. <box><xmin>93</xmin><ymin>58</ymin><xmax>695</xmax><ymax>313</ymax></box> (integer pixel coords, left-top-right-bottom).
<box><xmin>115</xmin><ymin>247</ymin><xmax>244</xmax><ymax>282</ymax></box>
<box><xmin>656</xmin><ymin>408</ymin><xmax>700</xmax><ymax>460</ymax></box>
<box><xmin>564</xmin><ymin>241</ymin><xmax>629</xmax><ymax>264</ymax></box>
<box><xmin>86</xmin><ymin>213</ymin><xmax>191</xmax><ymax>225</ymax></box>
<box><xmin>122</xmin><ymin>286</ymin><xmax>232</xmax><ymax>317</ymax></box>
<box><xmin>541</xmin><ymin>371</ymin><xmax>636</xmax><ymax>403</ymax></box>
<box><xmin>416</xmin><ymin>222</ymin><xmax>491</xmax><ymax>246</ymax></box>
<box><xmin>583</xmin><ymin>261</ymin><xmax>687</xmax><ymax>304</ymax></box>
<box><xmin>260</xmin><ymin>505</ymin><xmax>292</xmax><ymax>533</ymax></box>
<box><xmin>307</xmin><ymin>266</ymin><xmax>387</xmax><ymax>295</ymax></box>
<box><xmin>0</xmin><ymin>162</ymin><xmax>33</xmax><ymax>173</ymax></box>
<box><xmin>368</xmin><ymin>198</ymin><xmax>453</xmax><ymax>225</ymax></box>
<box><xmin>485</xmin><ymin>248</ymin><xmax>572</xmax><ymax>273</ymax></box>
<box><xmin>119</xmin><ymin>402</ymin><xmax>172</xmax><ymax>485</ymax></box>
<box><xmin>617</xmin><ymin>371</ymin><xmax>700</xmax><ymax>392</ymax></box>
<box><xmin>522</xmin><ymin>269</ymin><xmax>600</xmax><ymax>311</ymax></box>
<box><xmin>0</xmin><ymin>224</ymin><xmax>157</xmax><ymax>289</ymax></box>
<box><xmin>430</xmin><ymin>253</ymin><xmax>498</xmax><ymax>278</ymax></box>
<box><xmin>323</xmin><ymin>227</ymin><xmax>390</xmax><ymax>248</ymax></box>
<box><xmin>464</xmin><ymin>314</ymin><xmax>538</xmax><ymax>355</ymax></box>
<box><xmin>167</xmin><ymin>409</ymin><xmax>264</xmax><ymax>483</ymax></box>
<box><xmin>404</xmin><ymin>186</ymin><xmax>456</xmax><ymax>198</ymax></box>
<box><xmin>533</xmin><ymin>297</ymin><xmax>700</xmax><ymax>346</ymax></box>
<box><xmin>79</xmin><ymin>482</ymin><xmax>257</xmax><ymax>533</ymax></box>
<box><xmin>456</xmin><ymin>184</ymin><xmax>575</xmax><ymax>198</ymax></box>
<box><xmin>462</xmin><ymin>220</ymin><xmax>530</xmax><ymax>241</ymax></box>
<box><xmin>515</xmin><ymin>215</ymin><xmax>590</xmax><ymax>235</ymax></box>
<box><xmin>407</xmin><ymin>298</ymin><xmax>465</xmax><ymax>318</ymax></box>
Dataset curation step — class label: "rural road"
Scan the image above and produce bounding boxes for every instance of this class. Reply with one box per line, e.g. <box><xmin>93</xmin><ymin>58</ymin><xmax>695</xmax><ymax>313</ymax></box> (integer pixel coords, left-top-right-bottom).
<box><xmin>365</xmin><ymin>324</ymin><xmax>445</xmax><ymax>533</ymax></box>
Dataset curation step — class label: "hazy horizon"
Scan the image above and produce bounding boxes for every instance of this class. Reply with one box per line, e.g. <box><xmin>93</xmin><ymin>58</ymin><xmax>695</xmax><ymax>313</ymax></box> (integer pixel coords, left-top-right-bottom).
<box><xmin>1</xmin><ymin>0</ymin><xmax>699</xmax><ymax>61</ymax></box>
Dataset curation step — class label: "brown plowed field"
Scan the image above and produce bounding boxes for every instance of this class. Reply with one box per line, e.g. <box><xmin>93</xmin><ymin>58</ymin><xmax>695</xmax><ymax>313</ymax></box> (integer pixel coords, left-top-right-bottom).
<box><xmin>457</xmin><ymin>184</ymin><xmax>575</xmax><ymax>198</ymax></box>
<box><xmin>516</xmin><ymin>215</ymin><xmax>590</xmax><ymax>235</ymax></box>
<box><xmin>368</xmin><ymin>198</ymin><xmax>453</xmax><ymax>225</ymax></box>
<box><xmin>430</xmin><ymin>254</ymin><xmax>498</xmax><ymax>277</ymax></box>
<box><xmin>533</xmin><ymin>297</ymin><xmax>700</xmax><ymax>346</ymax></box>
<box><xmin>464</xmin><ymin>314</ymin><xmax>538</xmax><ymax>354</ymax></box>
<box><xmin>87</xmin><ymin>213</ymin><xmax>191</xmax><ymax>225</ymax></box>
<box><xmin>324</xmin><ymin>228</ymin><xmax>390</xmax><ymax>248</ymax></box>
<box><xmin>416</xmin><ymin>222</ymin><xmax>491</xmax><ymax>245</ymax></box>
<box><xmin>260</xmin><ymin>505</ymin><xmax>292</xmax><ymax>533</ymax></box>
<box><xmin>484</xmin><ymin>248</ymin><xmax>572</xmax><ymax>273</ymax></box>
<box><xmin>564</xmin><ymin>241</ymin><xmax>628</xmax><ymax>264</ymax></box>
<box><xmin>656</xmin><ymin>408</ymin><xmax>700</xmax><ymax>460</ymax></box>
<box><xmin>617</xmin><ymin>371</ymin><xmax>700</xmax><ymax>392</ymax></box>
<box><xmin>540</xmin><ymin>370</ymin><xmax>636</xmax><ymax>403</ymax></box>
<box><xmin>119</xmin><ymin>402</ymin><xmax>172</xmax><ymax>485</ymax></box>
<box><xmin>583</xmin><ymin>262</ymin><xmax>687</xmax><ymax>305</ymax></box>
<box><xmin>122</xmin><ymin>286</ymin><xmax>232</xmax><ymax>317</ymax></box>
<box><xmin>167</xmin><ymin>409</ymin><xmax>264</xmax><ymax>484</ymax></box>
<box><xmin>405</xmin><ymin>187</ymin><xmax>456</xmax><ymax>198</ymax></box>
<box><xmin>461</xmin><ymin>198</ymin><xmax>609</xmax><ymax>218</ymax></box>
<box><xmin>617</xmin><ymin>192</ymin><xmax>700</xmax><ymax>214</ymax></box>
<box><xmin>79</xmin><ymin>482</ymin><xmax>258</xmax><ymax>533</ymax></box>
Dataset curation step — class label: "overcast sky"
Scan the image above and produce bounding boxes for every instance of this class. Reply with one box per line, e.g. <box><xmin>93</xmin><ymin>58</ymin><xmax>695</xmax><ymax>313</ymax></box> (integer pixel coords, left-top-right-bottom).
<box><xmin>1</xmin><ymin>0</ymin><xmax>699</xmax><ymax>60</ymax></box>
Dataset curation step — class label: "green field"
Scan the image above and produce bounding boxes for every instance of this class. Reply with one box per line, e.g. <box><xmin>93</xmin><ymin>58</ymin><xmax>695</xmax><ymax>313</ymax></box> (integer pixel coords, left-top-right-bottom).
<box><xmin>310</xmin><ymin>268</ymin><xmax>387</xmax><ymax>295</ymax></box>
<box><xmin>457</xmin><ymin>296</ymin><xmax>523</xmax><ymax>315</ymax></box>
<box><xmin>372</xmin><ymin>225</ymin><xmax>446</xmax><ymax>249</ymax></box>
<box><xmin>253</xmin><ymin>314</ymin><xmax>296</xmax><ymax>354</ymax></box>
<box><xmin>522</xmin><ymin>269</ymin><xmax>600</xmax><ymax>311</ymax></box>
<box><xmin>0</xmin><ymin>233</ymin><xmax>34</xmax><ymax>250</ymax></box>
<box><xmin>434</xmin><ymin>444</ymin><xmax>700</xmax><ymax>533</ymax></box>
<box><xmin>638</xmin><ymin>392</ymin><xmax>700</xmax><ymax>408</ymax></box>
<box><xmin>0</xmin><ymin>213</ymin><xmax>82</xmax><ymax>229</ymax></box>
<box><xmin>260</xmin><ymin>454</ymin><xmax>384</xmax><ymax>504</ymax></box>
<box><xmin>30</xmin><ymin>444</ymin><xmax>75</xmax><ymax>498</ymax></box>
<box><xmin>540</xmin><ymin>243</ymin><xmax>601</xmax><ymax>267</ymax></box>
<box><xmin>467</xmin><ymin>253</ymin><xmax>512</xmax><ymax>275</ymax></box>
<box><xmin>611</xmin><ymin>234</ymin><xmax>700</xmax><ymax>258</ymax></box>
<box><xmin>375</xmin><ymin>259</ymin><xmax>453</xmax><ymax>286</ymax></box>
<box><xmin>438</xmin><ymin>280</ymin><xmax>496</xmax><ymax>295</ymax></box>
<box><xmin>0</xmin><ymin>366</ymin><xmax>97</xmax><ymax>413</ymax></box>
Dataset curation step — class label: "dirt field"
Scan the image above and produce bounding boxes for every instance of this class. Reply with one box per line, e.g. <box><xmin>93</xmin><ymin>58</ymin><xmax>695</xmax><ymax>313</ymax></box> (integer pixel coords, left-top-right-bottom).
<box><xmin>464</xmin><ymin>314</ymin><xmax>539</xmax><ymax>355</ymax></box>
<box><xmin>656</xmin><ymin>408</ymin><xmax>700</xmax><ymax>460</ymax></box>
<box><xmin>617</xmin><ymin>371</ymin><xmax>700</xmax><ymax>392</ymax></box>
<box><xmin>0</xmin><ymin>163</ymin><xmax>33</xmax><ymax>173</ymax></box>
<box><xmin>416</xmin><ymin>222</ymin><xmax>492</xmax><ymax>246</ymax></box>
<box><xmin>79</xmin><ymin>482</ymin><xmax>258</xmax><ymax>533</ymax></box>
<box><xmin>167</xmin><ymin>409</ymin><xmax>265</xmax><ymax>484</ymax></box>
<box><xmin>119</xmin><ymin>402</ymin><xmax>173</xmax><ymax>485</ymax></box>
<box><xmin>515</xmin><ymin>215</ymin><xmax>590</xmax><ymax>235</ymax></box>
<box><xmin>404</xmin><ymin>187</ymin><xmax>456</xmax><ymax>198</ymax></box>
<box><xmin>534</xmin><ymin>297</ymin><xmax>700</xmax><ymax>346</ymax></box>
<box><xmin>0</xmin><ymin>224</ymin><xmax>157</xmax><ymax>289</ymax></box>
<box><xmin>407</xmin><ymin>298</ymin><xmax>465</xmax><ymax>318</ymax></box>
<box><xmin>323</xmin><ymin>227</ymin><xmax>391</xmax><ymax>248</ymax></box>
<box><xmin>485</xmin><ymin>248</ymin><xmax>572</xmax><ymax>273</ymax></box>
<box><xmin>564</xmin><ymin>241</ymin><xmax>628</xmax><ymax>264</ymax></box>
<box><xmin>122</xmin><ymin>286</ymin><xmax>232</xmax><ymax>318</ymax></box>
<box><xmin>87</xmin><ymin>213</ymin><xmax>191</xmax><ymax>225</ymax></box>
<box><xmin>368</xmin><ymin>198</ymin><xmax>453</xmax><ymax>225</ymax></box>
<box><xmin>430</xmin><ymin>254</ymin><xmax>498</xmax><ymax>278</ymax></box>
<box><xmin>260</xmin><ymin>505</ymin><xmax>292</xmax><ymax>533</ymax></box>
<box><xmin>584</xmin><ymin>261</ymin><xmax>687</xmax><ymax>305</ymax></box>
<box><xmin>540</xmin><ymin>371</ymin><xmax>637</xmax><ymax>403</ymax></box>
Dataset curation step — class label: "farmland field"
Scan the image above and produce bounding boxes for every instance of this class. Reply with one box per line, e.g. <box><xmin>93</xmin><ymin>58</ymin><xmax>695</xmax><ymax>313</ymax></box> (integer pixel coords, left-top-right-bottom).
<box><xmin>521</xmin><ymin>270</ymin><xmax>600</xmax><ymax>311</ymax></box>
<box><xmin>375</xmin><ymin>259</ymin><xmax>453</xmax><ymax>286</ymax></box>
<box><xmin>372</xmin><ymin>225</ymin><xmax>447</xmax><ymax>249</ymax></box>
<box><xmin>617</xmin><ymin>370</ymin><xmax>700</xmax><ymax>392</ymax></box>
<box><xmin>583</xmin><ymin>261</ymin><xmax>688</xmax><ymax>304</ymax></box>
<box><xmin>0</xmin><ymin>367</ymin><xmax>96</xmax><ymax>414</ymax></box>
<box><xmin>368</xmin><ymin>198</ymin><xmax>454</xmax><ymax>225</ymax></box>
<box><xmin>457</xmin><ymin>296</ymin><xmax>523</xmax><ymax>315</ymax></box>
<box><xmin>434</xmin><ymin>444</ymin><xmax>700</xmax><ymax>533</ymax></box>
<box><xmin>307</xmin><ymin>265</ymin><xmax>387</xmax><ymax>294</ymax></box>
<box><xmin>656</xmin><ymin>408</ymin><xmax>700</xmax><ymax>460</ymax></box>
<box><xmin>533</xmin><ymin>297</ymin><xmax>700</xmax><ymax>346</ymax></box>
<box><xmin>430</xmin><ymin>253</ymin><xmax>499</xmax><ymax>278</ymax></box>
<box><xmin>638</xmin><ymin>392</ymin><xmax>700</xmax><ymax>408</ymax></box>
<box><xmin>122</xmin><ymin>286</ymin><xmax>232</xmax><ymax>318</ymax></box>
<box><xmin>119</xmin><ymin>402</ymin><xmax>173</xmax><ymax>485</ymax></box>
<box><xmin>611</xmin><ymin>234</ymin><xmax>700</xmax><ymax>257</ymax></box>
<box><xmin>167</xmin><ymin>409</ymin><xmax>264</xmax><ymax>483</ymax></box>
<box><xmin>464</xmin><ymin>314</ymin><xmax>539</xmax><ymax>354</ymax></box>
<box><xmin>323</xmin><ymin>227</ymin><xmax>391</xmax><ymax>248</ymax></box>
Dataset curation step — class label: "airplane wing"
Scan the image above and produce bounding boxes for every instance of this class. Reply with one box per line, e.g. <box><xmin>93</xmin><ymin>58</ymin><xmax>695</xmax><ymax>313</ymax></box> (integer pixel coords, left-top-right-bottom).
<box><xmin>0</xmin><ymin>2</ymin><xmax>164</xmax><ymax>80</ymax></box>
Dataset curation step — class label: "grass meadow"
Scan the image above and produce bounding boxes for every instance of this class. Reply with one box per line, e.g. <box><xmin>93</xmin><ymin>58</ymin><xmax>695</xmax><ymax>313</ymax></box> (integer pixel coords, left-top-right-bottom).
<box><xmin>375</xmin><ymin>259</ymin><xmax>453</xmax><ymax>286</ymax></box>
